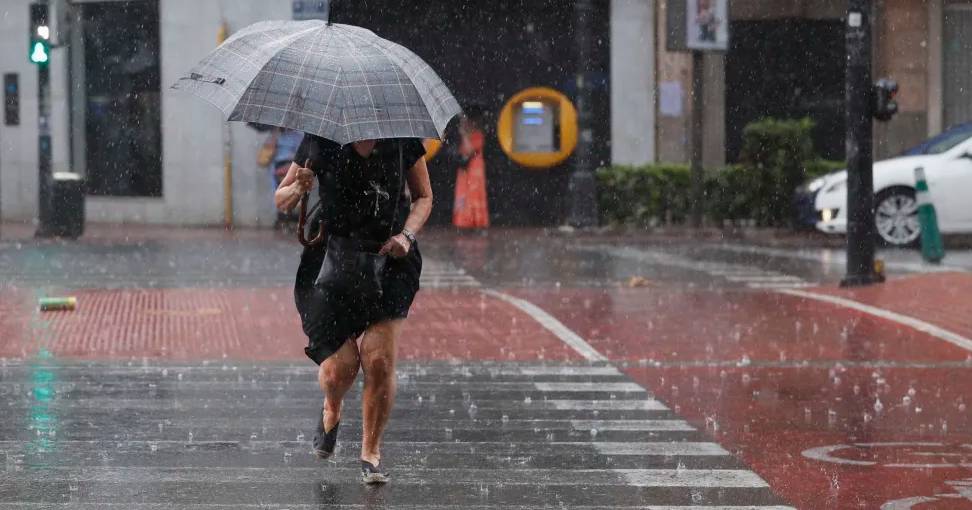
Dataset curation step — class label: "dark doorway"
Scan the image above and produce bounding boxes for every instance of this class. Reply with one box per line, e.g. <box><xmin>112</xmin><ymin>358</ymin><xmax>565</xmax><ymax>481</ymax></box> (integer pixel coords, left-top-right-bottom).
<box><xmin>79</xmin><ymin>0</ymin><xmax>162</xmax><ymax>197</ymax></box>
<box><xmin>333</xmin><ymin>1</ymin><xmax>611</xmax><ymax>226</ymax></box>
<box><xmin>725</xmin><ymin>19</ymin><xmax>845</xmax><ymax>162</ymax></box>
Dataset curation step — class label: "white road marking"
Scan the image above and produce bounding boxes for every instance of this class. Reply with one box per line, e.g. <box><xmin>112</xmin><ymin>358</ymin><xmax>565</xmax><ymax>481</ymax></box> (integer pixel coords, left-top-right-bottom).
<box><xmin>550</xmin><ymin>399</ymin><xmax>668</xmax><ymax>411</ymax></box>
<box><xmin>880</xmin><ymin>497</ymin><xmax>942</xmax><ymax>510</ymax></box>
<box><xmin>514</xmin><ymin>365</ymin><xmax>622</xmax><ymax>376</ymax></box>
<box><xmin>724</xmin><ymin>275</ymin><xmax>805</xmax><ymax>282</ymax></box>
<box><xmin>420</xmin><ymin>259</ymin><xmax>481</xmax><ymax>288</ymax></box>
<box><xmin>534</xmin><ymin>382</ymin><xmax>645</xmax><ymax>392</ymax></box>
<box><xmin>618</xmin><ymin>469</ymin><xmax>769</xmax><ymax>488</ymax></box>
<box><xmin>586</xmin><ymin>245</ymin><xmax>813</xmax><ymax>289</ymax></box>
<box><xmin>571</xmin><ymin>419</ymin><xmax>695</xmax><ymax>431</ymax></box>
<box><xmin>710</xmin><ymin>242</ymin><xmax>966</xmax><ymax>274</ymax></box>
<box><xmin>482</xmin><ymin>289</ymin><xmax>608</xmax><ymax>361</ymax></box>
<box><xmin>745</xmin><ymin>282</ymin><xmax>816</xmax><ymax>289</ymax></box>
<box><xmin>802</xmin><ymin>442</ymin><xmax>972</xmax><ymax>468</ymax></box>
<box><xmin>779</xmin><ymin>288</ymin><xmax>972</xmax><ymax>353</ymax></box>
<box><xmin>643</xmin><ymin>507</ymin><xmax>796</xmax><ymax>510</ymax></box>
<box><xmin>594</xmin><ymin>442</ymin><xmax>729</xmax><ymax>456</ymax></box>
<box><xmin>0</xmin><ymin>506</ymin><xmax>798</xmax><ymax>510</ymax></box>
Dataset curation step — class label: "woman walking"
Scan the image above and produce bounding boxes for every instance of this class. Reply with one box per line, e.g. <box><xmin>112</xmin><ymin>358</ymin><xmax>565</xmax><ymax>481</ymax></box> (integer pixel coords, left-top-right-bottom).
<box><xmin>274</xmin><ymin>135</ymin><xmax>431</xmax><ymax>484</ymax></box>
<box><xmin>452</xmin><ymin>114</ymin><xmax>490</xmax><ymax>230</ymax></box>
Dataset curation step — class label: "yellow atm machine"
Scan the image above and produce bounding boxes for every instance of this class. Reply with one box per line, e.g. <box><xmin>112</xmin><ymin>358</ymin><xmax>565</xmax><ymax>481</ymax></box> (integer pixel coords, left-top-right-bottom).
<box><xmin>497</xmin><ymin>87</ymin><xmax>578</xmax><ymax>169</ymax></box>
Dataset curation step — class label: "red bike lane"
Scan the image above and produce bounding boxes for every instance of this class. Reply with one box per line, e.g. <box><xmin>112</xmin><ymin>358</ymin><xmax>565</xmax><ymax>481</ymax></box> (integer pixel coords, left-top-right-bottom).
<box><xmin>510</xmin><ymin>277</ymin><xmax>972</xmax><ymax>509</ymax></box>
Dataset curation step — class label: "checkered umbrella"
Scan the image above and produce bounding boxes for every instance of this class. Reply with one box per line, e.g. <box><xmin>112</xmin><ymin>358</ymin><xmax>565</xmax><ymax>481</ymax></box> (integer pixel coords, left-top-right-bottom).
<box><xmin>173</xmin><ymin>20</ymin><xmax>461</xmax><ymax>145</ymax></box>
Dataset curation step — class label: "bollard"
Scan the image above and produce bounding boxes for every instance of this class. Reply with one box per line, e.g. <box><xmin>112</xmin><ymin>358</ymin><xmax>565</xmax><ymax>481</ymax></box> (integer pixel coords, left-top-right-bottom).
<box><xmin>914</xmin><ymin>167</ymin><xmax>945</xmax><ymax>263</ymax></box>
<box><xmin>39</xmin><ymin>297</ymin><xmax>77</xmax><ymax>312</ymax></box>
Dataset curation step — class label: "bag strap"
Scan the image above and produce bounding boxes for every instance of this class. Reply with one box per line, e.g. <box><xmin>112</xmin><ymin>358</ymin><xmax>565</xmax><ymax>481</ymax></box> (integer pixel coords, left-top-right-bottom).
<box><xmin>387</xmin><ymin>140</ymin><xmax>406</xmax><ymax>239</ymax></box>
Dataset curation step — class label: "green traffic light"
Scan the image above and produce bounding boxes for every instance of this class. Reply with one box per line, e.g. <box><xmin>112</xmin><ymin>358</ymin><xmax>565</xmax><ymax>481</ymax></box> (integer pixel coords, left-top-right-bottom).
<box><xmin>30</xmin><ymin>40</ymin><xmax>49</xmax><ymax>64</ymax></box>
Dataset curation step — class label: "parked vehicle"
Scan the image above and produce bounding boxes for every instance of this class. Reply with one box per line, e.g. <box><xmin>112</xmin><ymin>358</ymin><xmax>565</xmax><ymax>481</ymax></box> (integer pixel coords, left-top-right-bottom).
<box><xmin>795</xmin><ymin>122</ymin><xmax>972</xmax><ymax>246</ymax></box>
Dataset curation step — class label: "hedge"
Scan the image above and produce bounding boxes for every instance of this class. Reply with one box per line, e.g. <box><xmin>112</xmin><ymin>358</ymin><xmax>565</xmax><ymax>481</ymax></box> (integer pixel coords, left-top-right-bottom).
<box><xmin>597</xmin><ymin>117</ymin><xmax>844</xmax><ymax>228</ymax></box>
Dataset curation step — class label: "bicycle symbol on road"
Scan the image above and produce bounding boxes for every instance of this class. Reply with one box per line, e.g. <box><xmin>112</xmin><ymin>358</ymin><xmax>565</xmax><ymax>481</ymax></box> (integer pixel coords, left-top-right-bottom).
<box><xmin>801</xmin><ymin>442</ymin><xmax>972</xmax><ymax>509</ymax></box>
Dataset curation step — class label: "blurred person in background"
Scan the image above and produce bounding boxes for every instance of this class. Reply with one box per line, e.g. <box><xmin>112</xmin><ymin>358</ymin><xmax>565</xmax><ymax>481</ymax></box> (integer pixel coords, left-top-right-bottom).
<box><xmin>452</xmin><ymin>110</ymin><xmax>490</xmax><ymax>231</ymax></box>
<box><xmin>261</xmin><ymin>127</ymin><xmax>306</xmax><ymax>229</ymax></box>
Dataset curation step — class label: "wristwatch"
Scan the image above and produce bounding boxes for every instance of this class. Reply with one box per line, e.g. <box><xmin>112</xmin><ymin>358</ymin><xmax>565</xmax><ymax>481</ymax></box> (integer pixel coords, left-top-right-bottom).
<box><xmin>401</xmin><ymin>228</ymin><xmax>417</xmax><ymax>247</ymax></box>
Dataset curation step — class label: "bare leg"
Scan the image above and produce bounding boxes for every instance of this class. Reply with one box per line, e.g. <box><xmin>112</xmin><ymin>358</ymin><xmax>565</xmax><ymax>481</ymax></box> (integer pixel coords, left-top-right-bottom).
<box><xmin>318</xmin><ymin>338</ymin><xmax>360</xmax><ymax>431</ymax></box>
<box><xmin>358</xmin><ymin>319</ymin><xmax>404</xmax><ymax>465</ymax></box>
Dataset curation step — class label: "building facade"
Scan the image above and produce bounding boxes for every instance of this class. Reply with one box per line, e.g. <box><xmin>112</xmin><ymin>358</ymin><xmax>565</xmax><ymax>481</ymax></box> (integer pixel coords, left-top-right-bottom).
<box><xmin>0</xmin><ymin>0</ymin><xmax>656</xmax><ymax>227</ymax></box>
<box><xmin>3</xmin><ymin>1</ymin><xmax>964</xmax><ymax>228</ymax></box>
<box><xmin>657</xmin><ymin>0</ymin><xmax>972</xmax><ymax>166</ymax></box>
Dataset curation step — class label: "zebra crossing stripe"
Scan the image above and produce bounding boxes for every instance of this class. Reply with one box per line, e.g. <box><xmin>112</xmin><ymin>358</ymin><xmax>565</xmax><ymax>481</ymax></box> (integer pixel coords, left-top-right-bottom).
<box><xmin>582</xmin><ymin>245</ymin><xmax>813</xmax><ymax>289</ymax></box>
<box><xmin>594</xmin><ymin>442</ymin><xmax>729</xmax><ymax>456</ymax></box>
<box><xmin>0</xmin><ymin>361</ymin><xmax>791</xmax><ymax>507</ymax></box>
<box><xmin>534</xmin><ymin>382</ymin><xmax>645</xmax><ymax>392</ymax></box>
<box><xmin>550</xmin><ymin>399</ymin><xmax>669</xmax><ymax>411</ymax></box>
<box><xmin>571</xmin><ymin>419</ymin><xmax>696</xmax><ymax>432</ymax></box>
<box><xmin>724</xmin><ymin>275</ymin><xmax>805</xmax><ymax>282</ymax></box>
<box><xmin>618</xmin><ymin>469</ymin><xmax>769</xmax><ymax>488</ymax></box>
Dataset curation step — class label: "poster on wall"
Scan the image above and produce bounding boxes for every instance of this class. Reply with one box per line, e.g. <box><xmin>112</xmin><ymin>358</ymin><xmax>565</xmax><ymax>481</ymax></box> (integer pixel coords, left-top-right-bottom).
<box><xmin>686</xmin><ymin>0</ymin><xmax>728</xmax><ymax>51</ymax></box>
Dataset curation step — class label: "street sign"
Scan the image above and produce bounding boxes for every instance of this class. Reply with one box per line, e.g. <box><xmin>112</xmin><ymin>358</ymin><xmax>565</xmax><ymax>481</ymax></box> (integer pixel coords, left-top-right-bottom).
<box><xmin>292</xmin><ymin>0</ymin><xmax>330</xmax><ymax>21</ymax></box>
<box><xmin>666</xmin><ymin>0</ymin><xmax>729</xmax><ymax>52</ymax></box>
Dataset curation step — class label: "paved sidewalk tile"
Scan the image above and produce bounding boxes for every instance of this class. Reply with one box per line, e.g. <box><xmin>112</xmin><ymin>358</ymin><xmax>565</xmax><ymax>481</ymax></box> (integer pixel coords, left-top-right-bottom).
<box><xmin>0</xmin><ymin>289</ymin><xmax>579</xmax><ymax>362</ymax></box>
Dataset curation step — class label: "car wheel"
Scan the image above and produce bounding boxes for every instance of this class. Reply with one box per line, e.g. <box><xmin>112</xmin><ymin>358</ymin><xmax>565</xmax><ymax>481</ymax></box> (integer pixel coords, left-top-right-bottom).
<box><xmin>874</xmin><ymin>187</ymin><xmax>920</xmax><ymax>247</ymax></box>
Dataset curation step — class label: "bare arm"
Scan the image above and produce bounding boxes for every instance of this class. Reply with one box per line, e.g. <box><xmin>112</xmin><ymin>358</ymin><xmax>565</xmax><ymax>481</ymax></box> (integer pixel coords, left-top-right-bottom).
<box><xmin>379</xmin><ymin>156</ymin><xmax>433</xmax><ymax>257</ymax></box>
<box><xmin>274</xmin><ymin>160</ymin><xmax>315</xmax><ymax>212</ymax></box>
<box><xmin>404</xmin><ymin>157</ymin><xmax>433</xmax><ymax>235</ymax></box>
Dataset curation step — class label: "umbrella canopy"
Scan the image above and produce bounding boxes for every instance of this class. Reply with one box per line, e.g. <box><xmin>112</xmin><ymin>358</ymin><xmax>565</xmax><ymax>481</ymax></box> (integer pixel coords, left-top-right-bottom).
<box><xmin>173</xmin><ymin>20</ymin><xmax>461</xmax><ymax>145</ymax></box>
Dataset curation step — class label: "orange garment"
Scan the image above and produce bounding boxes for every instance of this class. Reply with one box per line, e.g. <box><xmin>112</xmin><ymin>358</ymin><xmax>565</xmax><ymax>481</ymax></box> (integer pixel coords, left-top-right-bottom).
<box><xmin>453</xmin><ymin>130</ymin><xmax>490</xmax><ymax>229</ymax></box>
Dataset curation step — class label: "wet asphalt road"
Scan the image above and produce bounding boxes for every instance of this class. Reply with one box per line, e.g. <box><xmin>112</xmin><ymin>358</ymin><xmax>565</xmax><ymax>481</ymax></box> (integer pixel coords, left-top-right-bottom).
<box><xmin>2</xmin><ymin>226</ymin><xmax>972</xmax><ymax>509</ymax></box>
<box><xmin>1</xmin><ymin>227</ymin><xmax>967</xmax><ymax>291</ymax></box>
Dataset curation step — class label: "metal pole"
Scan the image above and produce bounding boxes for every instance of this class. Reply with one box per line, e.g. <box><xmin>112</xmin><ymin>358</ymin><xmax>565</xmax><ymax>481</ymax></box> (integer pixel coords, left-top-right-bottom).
<box><xmin>35</xmin><ymin>64</ymin><xmax>52</xmax><ymax>237</ymax></box>
<box><xmin>218</xmin><ymin>21</ymin><xmax>233</xmax><ymax>230</ymax></box>
<box><xmin>841</xmin><ymin>0</ymin><xmax>883</xmax><ymax>286</ymax></box>
<box><xmin>690</xmin><ymin>51</ymin><xmax>704</xmax><ymax>228</ymax></box>
<box><xmin>567</xmin><ymin>0</ymin><xmax>598</xmax><ymax>228</ymax></box>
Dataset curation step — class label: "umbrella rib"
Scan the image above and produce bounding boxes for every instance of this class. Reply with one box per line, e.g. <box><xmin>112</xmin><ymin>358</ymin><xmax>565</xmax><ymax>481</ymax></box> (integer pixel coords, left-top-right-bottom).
<box><xmin>342</xmin><ymin>31</ymin><xmax>383</xmax><ymax>141</ymax></box>
<box><xmin>281</xmin><ymin>27</ymin><xmax>325</xmax><ymax>132</ymax></box>
<box><xmin>341</xmin><ymin>28</ymin><xmax>443</xmax><ymax>137</ymax></box>
<box><xmin>316</xmin><ymin>30</ymin><xmax>342</xmax><ymax>142</ymax></box>
<box><xmin>228</xmin><ymin>23</ymin><xmax>326</xmax><ymax>122</ymax></box>
<box><xmin>392</xmin><ymin>59</ymin><xmax>418</xmax><ymax>138</ymax></box>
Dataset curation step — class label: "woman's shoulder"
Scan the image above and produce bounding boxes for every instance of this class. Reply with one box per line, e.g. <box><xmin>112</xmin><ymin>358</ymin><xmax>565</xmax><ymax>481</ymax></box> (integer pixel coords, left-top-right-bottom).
<box><xmin>297</xmin><ymin>134</ymin><xmax>343</xmax><ymax>164</ymax></box>
<box><xmin>302</xmin><ymin>134</ymin><xmax>342</xmax><ymax>152</ymax></box>
<box><xmin>383</xmin><ymin>138</ymin><xmax>426</xmax><ymax>161</ymax></box>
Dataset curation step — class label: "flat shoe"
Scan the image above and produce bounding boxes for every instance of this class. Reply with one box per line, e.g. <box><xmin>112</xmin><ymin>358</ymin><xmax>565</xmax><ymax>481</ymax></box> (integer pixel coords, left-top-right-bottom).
<box><xmin>361</xmin><ymin>460</ymin><xmax>389</xmax><ymax>484</ymax></box>
<box><xmin>312</xmin><ymin>406</ymin><xmax>339</xmax><ymax>459</ymax></box>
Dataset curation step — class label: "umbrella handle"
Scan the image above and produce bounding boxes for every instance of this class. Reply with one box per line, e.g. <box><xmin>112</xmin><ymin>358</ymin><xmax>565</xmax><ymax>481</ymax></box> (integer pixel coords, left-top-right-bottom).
<box><xmin>297</xmin><ymin>192</ymin><xmax>324</xmax><ymax>247</ymax></box>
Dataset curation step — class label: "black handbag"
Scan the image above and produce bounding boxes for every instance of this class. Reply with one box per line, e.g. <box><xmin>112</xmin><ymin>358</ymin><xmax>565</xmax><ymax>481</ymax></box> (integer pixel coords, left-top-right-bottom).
<box><xmin>314</xmin><ymin>142</ymin><xmax>405</xmax><ymax>304</ymax></box>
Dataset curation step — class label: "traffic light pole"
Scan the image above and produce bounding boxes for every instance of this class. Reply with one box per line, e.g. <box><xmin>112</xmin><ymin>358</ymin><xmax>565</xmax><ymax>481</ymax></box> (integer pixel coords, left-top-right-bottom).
<box><xmin>35</xmin><ymin>66</ymin><xmax>52</xmax><ymax>237</ymax></box>
<box><xmin>841</xmin><ymin>0</ymin><xmax>884</xmax><ymax>287</ymax></box>
<box><xmin>690</xmin><ymin>51</ymin><xmax>704</xmax><ymax>228</ymax></box>
<box><xmin>567</xmin><ymin>0</ymin><xmax>598</xmax><ymax>228</ymax></box>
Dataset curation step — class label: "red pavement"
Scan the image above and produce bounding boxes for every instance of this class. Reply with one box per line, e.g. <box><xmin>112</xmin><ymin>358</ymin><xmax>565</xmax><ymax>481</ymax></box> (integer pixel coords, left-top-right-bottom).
<box><xmin>4</xmin><ymin>268</ymin><xmax>972</xmax><ymax>508</ymax></box>
<box><xmin>508</xmin><ymin>286</ymin><xmax>972</xmax><ymax>364</ymax></box>
<box><xmin>0</xmin><ymin>287</ymin><xmax>580</xmax><ymax>362</ymax></box>
<box><xmin>813</xmin><ymin>272</ymin><xmax>972</xmax><ymax>341</ymax></box>
<box><xmin>511</xmin><ymin>275</ymin><xmax>972</xmax><ymax>509</ymax></box>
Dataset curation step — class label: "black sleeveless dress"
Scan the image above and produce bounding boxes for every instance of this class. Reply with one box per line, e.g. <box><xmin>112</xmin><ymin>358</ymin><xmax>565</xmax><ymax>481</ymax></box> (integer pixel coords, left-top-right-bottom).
<box><xmin>293</xmin><ymin>136</ymin><xmax>425</xmax><ymax>365</ymax></box>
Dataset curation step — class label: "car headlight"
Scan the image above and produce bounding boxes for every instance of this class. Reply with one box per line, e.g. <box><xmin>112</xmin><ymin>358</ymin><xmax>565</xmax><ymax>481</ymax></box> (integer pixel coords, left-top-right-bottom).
<box><xmin>807</xmin><ymin>177</ymin><xmax>826</xmax><ymax>193</ymax></box>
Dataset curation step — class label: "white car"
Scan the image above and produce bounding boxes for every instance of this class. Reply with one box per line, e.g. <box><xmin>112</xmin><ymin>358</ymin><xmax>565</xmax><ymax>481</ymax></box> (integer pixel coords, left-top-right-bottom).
<box><xmin>807</xmin><ymin>123</ymin><xmax>972</xmax><ymax>246</ymax></box>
